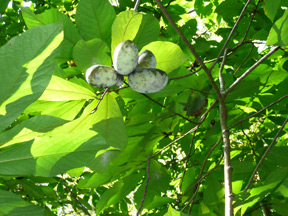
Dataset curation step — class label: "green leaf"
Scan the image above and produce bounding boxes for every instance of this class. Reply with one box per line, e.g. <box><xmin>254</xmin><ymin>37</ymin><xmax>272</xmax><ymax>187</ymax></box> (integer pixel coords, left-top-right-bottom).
<box><xmin>76</xmin><ymin>0</ymin><xmax>116</xmax><ymax>46</ymax></box>
<box><xmin>0</xmin><ymin>0</ymin><xmax>9</xmax><ymax>13</ymax></box>
<box><xmin>21</xmin><ymin>7</ymin><xmax>80</xmax><ymax>59</ymax></box>
<box><xmin>0</xmin><ymin>115</ymin><xmax>68</xmax><ymax>148</ymax></box>
<box><xmin>164</xmin><ymin>206</ymin><xmax>189</xmax><ymax>216</ymax></box>
<box><xmin>140</xmin><ymin>41</ymin><xmax>187</xmax><ymax>73</ymax></box>
<box><xmin>0</xmin><ymin>23</ymin><xmax>63</xmax><ymax>132</ymax></box>
<box><xmin>73</xmin><ymin>38</ymin><xmax>111</xmax><ymax>72</ymax></box>
<box><xmin>111</xmin><ymin>11</ymin><xmax>142</xmax><ymax>55</ymax></box>
<box><xmin>264</xmin><ymin>0</ymin><xmax>281</xmax><ymax>22</ymax></box>
<box><xmin>133</xmin><ymin>13</ymin><xmax>160</xmax><ymax>50</ymax></box>
<box><xmin>92</xmin><ymin>93</ymin><xmax>127</xmax><ymax>150</ymax></box>
<box><xmin>24</xmin><ymin>100</ymin><xmax>86</xmax><ymax>121</ymax></box>
<box><xmin>0</xmin><ymin>100</ymin><xmax>107</xmax><ymax>176</ymax></box>
<box><xmin>267</xmin><ymin>10</ymin><xmax>288</xmax><ymax>46</ymax></box>
<box><xmin>39</xmin><ymin>75</ymin><xmax>96</xmax><ymax>101</ymax></box>
<box><xmin>96</xmin><ymin>172</ymin><xmax>142</xmax><ymax>214</ymax></box>
<box><xmin>0</xmin><ymin>189</ymin><xmax>45</xmax><ymax>215</ymax></box>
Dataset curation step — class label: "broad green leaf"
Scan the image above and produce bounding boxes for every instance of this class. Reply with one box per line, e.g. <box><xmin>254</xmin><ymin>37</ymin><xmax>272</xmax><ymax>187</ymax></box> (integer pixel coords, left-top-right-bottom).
<box><xmin>133</xmin><ymin>13</ymin><xmax>160</xmax><ymax>50</ymax></box>
<box><xmin>203</xmin><ymin>175</ymin><xmax>224</xmax><ymax>205</ymax></box>
<box><xmin>267</xmin><ymin>10</ymin><xmax>288</xmax><ymax>46</ymax></box>
<box><xmin>111</xmin><ymin>11</ymin><xmax>142</xmax><ymax>55</ymax></box>
<box><xmin>96</xmin><ymin>173</ymin><xmax>142</xmax><ymax>214</ymax></box>
<box><xmin>0</xmin><ymin>100</ymin><xmax>107</xmax><ymax>176</ymax></box>
<box><xmin>21</xmin><ymin>7</ymin><xmax>80</xmax><ymax>59</ymax></box>
<box><xmin>92</xmin><ymin>92</ymin><xmax>127</xmax><ymax>150</ymax></box>
<box><xmin>73</xmin><ymin>38</ymin><xmax>111</xmax><ymax>72</ymax></box>
<box><xmin>0</xmin><ymin>0</ymin><xmax>9</xmax><ymax>13</ymax></box>
<box><xmin>164</xmin><ymin>206</ymin><xmax>189</xmax><ymax>216</ymax></box>
<box><xmin>0</xmin><ymin>23</ymin><xmax>63</xmax><ymax>132</ymax></box>
<box><xmin>0</xmin><ymin>189</ymin><xmax>45</xmax><ymax>216</ymax></box>
<box><xmin>24</xmin><ymin>100</ymin><xmax>86</xmax><ymax>121</ymax></box>
<box><xmin>88</xmin><ymin>150</ymin><xmax>120</xmax><ymax>173</ymax></box>
<box><xmin>76</xmin><ymin>0</ymin><xmax>116</xmax><ymax>45</ymax></box>
<box><xmin>39</xmin><ymin>75</ymin><xmax>96</xmax><ymax>101</ymax></box>
<box><xmin>215</xmin><ymin>0</ymin><xmax>243</xmax><ymax>24</ymax></box>
<box><xmin>0</xmin><ymin>115</ymin><xmax>68</xmax><ymax>148</ymax></box>
<box><xmin>264</xmin><ymin>0</ymin><xmax>281</xmax><ymax>22</ymax></box>
<box><xmin>140</xmin><ymin>41</ymin><xmax>187</xmax><ymax>73</ymax></box>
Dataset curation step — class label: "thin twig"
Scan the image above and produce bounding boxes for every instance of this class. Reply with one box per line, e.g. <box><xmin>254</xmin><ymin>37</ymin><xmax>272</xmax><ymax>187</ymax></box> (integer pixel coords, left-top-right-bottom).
<box><xmin>226</xmin><ymin>46</ymin><xmax>280</xmax><ymax>95</ymax></box>
<box><xmin>61</xmin><ymin>181</ymin><xmax>91</xmax><ymax>216</ymax></box>
<box><xmin>210</xmin><ymin>0</ymin><xmax>252</xmax><ymax>70</ymax></box>
<box><xmin>233</xmin><ymin>43</ymin><xmax>254</xmax><ymax>76</ymax></box>
<box><xmin>91</xmin><ymin>88</ymin><xmax>109</xmax><ymax>114</ymax></box>
<box><xmin>180</xmin><ymin>131</ymin><xmax>197</xmax><ymax>188</ymax></box>
<box><xmin>133</xmin><ymin>0</ymin><xmax>141</xmax><ymax>11</ymax></box>
<box><xmin>152</xmin><ymin>100</ymin><xmax>218</xmax><ymax>158</ymax></box>
<box><xmin>137</xmin><ymin>155</ymin><xmax>151</xmax><ymax>216</ymax></box>
<box><xmin>169</xmin><ymin>67</ymin><xmax>202</xmax><ymax>80</ymax></box>
<box><xmin>229</xmin><ymin>94</ymin><xmax>288</xmax><ymax>130</ymax></box>
<box><xmin>244</xmin><ymin>116</ymin><xmax>288</xmax><ymax>192</ymax></box>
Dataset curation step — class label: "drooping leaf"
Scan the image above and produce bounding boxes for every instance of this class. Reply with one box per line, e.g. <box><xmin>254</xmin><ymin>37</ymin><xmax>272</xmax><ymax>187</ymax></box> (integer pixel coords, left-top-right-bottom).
<box><xmin>73</xmin><ymin>38</ymin><xmax>111</xmax><ymax>72</ymax></box>
<box><xmin>111</xmin><ymin>10</ymin><xmax>142</xmax><ymax>55</ymax></box>
<box><xmin>0</xmin><ymin>23</ymin><xmax>63</xmax><ymax>131</ymax></box>
<box><xmin>76</xmin><ymin>0</ymin><xmax>116</xmax><ymax>45</ymax></box>
<box><xmin>140</xmin><ymin>41</ymin><xmax>187</xmax><ymax>73</ymax></box>
<box><xmin>267</xmin><ymin>10</ymin><xmax>288</xmax><ymax>46</ymax></box>
<box><xmin>0</xmin><ymin>189</ymin><xmax>45</xmax><ymax>216</ymax></box>
<box><xmin>21</xmin><ymin>7</ymin><xmax>80</xmax><ymax>59</ymax></box>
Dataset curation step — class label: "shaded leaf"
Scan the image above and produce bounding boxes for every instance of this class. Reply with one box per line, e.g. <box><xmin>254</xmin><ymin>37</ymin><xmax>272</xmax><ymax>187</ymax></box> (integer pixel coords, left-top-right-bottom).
<box><xmin>76</xmin><ymin>0</ymin><xmax>116</xmax><ymax>46</ymax></box>
<box><xmin>267</xmin><ymin>10</ymin><xmax>288</xmax><ymax>46</ymax></box>
<box><xmin>73</xmin><ymin>38</ymin><xmax>111</xmax><ymax>72</ymax></box>
<box><xmin>0</xmin><ymin>189</ymin><xmax>45</xmax><ymax>216</ymax></box>
<box><xmin>21</xmin><ymin>7</ymin><xmax>80</xmax><ymax>59</ymax></box>
<box><xmin>0</xmin><ymin>23</ymin><xmax>63</xmax><ymax>131</ymax></box>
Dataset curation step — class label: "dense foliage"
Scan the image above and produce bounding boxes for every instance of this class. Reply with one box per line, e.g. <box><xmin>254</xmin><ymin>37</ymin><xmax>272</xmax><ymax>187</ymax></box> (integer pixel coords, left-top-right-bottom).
<box><xmin>0</xmin><ymin>0</ymin><xmax>287</xmax><ymax>215</ymax></box>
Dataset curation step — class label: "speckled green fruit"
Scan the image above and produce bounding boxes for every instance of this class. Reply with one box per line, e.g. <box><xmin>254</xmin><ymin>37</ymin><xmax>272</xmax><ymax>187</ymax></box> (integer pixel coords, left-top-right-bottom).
<box><xmin>86</xmin><ymin>65</ymin><xmax>122</xmax><ymax>88</ymax></box>
<box><xmin>128</xmin><ymin>68</ymin><xmax>168</xmax><ymax>93</ymax></box>
<box><xmin>137</xmin><ymin>50</ymin><xmax>157</xmax><ymax>69</ymax></box>
<box><xmin>113</xmin><ymin>40</ymin><xmax>138</xmax><ymax>75</ymax></box>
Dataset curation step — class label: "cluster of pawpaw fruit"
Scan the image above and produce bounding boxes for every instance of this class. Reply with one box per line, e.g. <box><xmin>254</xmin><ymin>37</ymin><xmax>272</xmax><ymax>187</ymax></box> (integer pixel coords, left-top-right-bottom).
<box><xmin>85</xmin><ymin>40</ymin><xmax>168</xmax><ymax>93</ymax></box>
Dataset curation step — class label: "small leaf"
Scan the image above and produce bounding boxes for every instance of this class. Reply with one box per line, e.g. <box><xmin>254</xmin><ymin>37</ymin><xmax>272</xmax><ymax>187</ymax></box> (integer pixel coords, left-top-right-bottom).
<box><xmin>165</xmin><ymin>206</ymin><xmax>189</xmax><ymax>216</ymax></box>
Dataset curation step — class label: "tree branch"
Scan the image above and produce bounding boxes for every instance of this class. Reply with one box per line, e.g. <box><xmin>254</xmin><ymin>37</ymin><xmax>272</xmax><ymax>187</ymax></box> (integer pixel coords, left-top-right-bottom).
<box><xmin>137</xmin><ymin>155</ymin><xmax>151</xmax><ymax>216</ymax></box>
<box><xmin>225</xmin><ymin>46</ymin><xmax>280</xmax><ymax>95</ymax></box>
<box><xmin>134</xmin><ymin>0</ymin><xmax>141</xmax><ymax>11</ymax></box>
<box><xmin>244</xmin><ymin>116</ymin><xmax>288</xmax><ymax>192</ymax></box>
<box><xmin>91</xmin><ymin>88</ymin><xmax>109</xmax><ymax>114</ymax></box>
<box><xmin>229</xmin><ymin>95</ymin><xmax>288</xmax><ymax>130</ymax></box>
<box><xmin>210</xmin><ymin>0</ymin><xmax>252</xmax><ymax>70</ymax></box>
<box><xmin>61</xmin><ymin>181</ymin><xmax>91</xmax><ymax>216</ymax></box>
